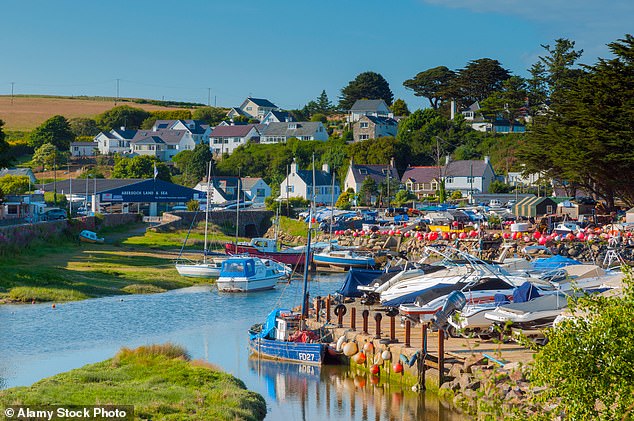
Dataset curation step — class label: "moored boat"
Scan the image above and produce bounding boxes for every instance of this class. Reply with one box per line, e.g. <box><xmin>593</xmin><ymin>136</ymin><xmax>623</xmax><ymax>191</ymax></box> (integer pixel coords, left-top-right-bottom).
<box><xmin>216</xmin><ymin>257</ymin><xmax>288</xmax><ymax>292</ymax></box>
<box><xmin>225</xmin><ymin>238</ymin><xmax>308</xmax><ymax>268</ymax></box>
<box><xmin>313</xmin><ymin>246</ymin><xmax>376</xmax><ymax>269</ymax></box>
<box><xmin>79</xmin><ymin>230</ymin><xmax>104</xmax><ymax>244</ymax></box>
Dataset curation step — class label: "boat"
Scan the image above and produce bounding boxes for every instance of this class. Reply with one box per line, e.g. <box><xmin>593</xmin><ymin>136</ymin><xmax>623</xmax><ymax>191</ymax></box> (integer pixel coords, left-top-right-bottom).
<box><xmin>79</xmin><ymin>230</ymin><xmax>104</xmax><ymax>244</ymax></box>
<box><xmin>249</xmin><ymin>154</ymin><xmax>327</xmax><ymax>364</ymax></box>
<box><xmin>175</xmin><ymin>162</ymin><xmax>224</xmax><ymax>279</ymax></box>
<box><xmin>216</xmin><ymin>257</ymin><xmax>288</xmax><ymax>292</ymax></box>
<box><xmin>484</xmin><ymin>292</ymin><xmax>572</xmax><ymax>330</ymax></box>
<box><xmin>553</xmin><ymin>221</ymin><xmax>581</xmax><ymax>236</ymax></box>
<box><xmin>313</xmin><ymin>245</ymin><xmax>376</xmax><ymax>269</ymax></box>
<box><xmin>225</xmin><ymin>237</ymin><xmax>308</xmax><ymax>268</ymax></box>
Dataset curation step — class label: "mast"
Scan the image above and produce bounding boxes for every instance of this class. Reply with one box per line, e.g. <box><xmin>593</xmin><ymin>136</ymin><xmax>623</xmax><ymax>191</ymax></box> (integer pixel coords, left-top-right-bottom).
<box><xmin>235</xmin><ymin>169</ymin><xmax>241</xmax><ymax>246</ymax></box>
<box><xmin>328</xmin><ymin>169</ymin><xmax>336</xmax><ymax>245</ymax></box>
<box><xmin>203</xmin><ymin>161</ymin><xmax>212</xmax><ymax>262</ymax></box>
<box><xmin>300</xmin><ymin>154</ymin><xmax>316</xmax><ymax>325</ymax></box>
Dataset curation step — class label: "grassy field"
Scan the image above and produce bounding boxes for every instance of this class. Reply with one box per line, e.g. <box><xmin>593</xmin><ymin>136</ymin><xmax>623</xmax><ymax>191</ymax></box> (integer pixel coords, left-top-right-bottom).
<box><xmin>0</xmin><ymin>344</ymin><xmax>267</xmax><ymax>421</ymax></box>
<box><xmin>0</xmin><ymin>96</ymin><xmax>191</xmax><ymax>130</ymax></box>
<box><xmin>0</xmin><ymin>223</ymin><xmax>231</xmax><ymax>303</ymax></box>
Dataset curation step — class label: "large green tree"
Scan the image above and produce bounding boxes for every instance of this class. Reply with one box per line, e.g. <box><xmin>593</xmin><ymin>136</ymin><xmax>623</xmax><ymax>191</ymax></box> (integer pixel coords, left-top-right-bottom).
<box><xmin>192</xmin><ymin>107</ymin><xmax>228</xmax><ymax>126</ymax></box>
<box><xmin>403</xmin><ymin>66</ymin><xmax>456</xmax><ymax>109</ymax></box>
<box><xmin>305</xmin><ymin>90</ymin><xmax>334</xmax><ymax>115</ymax></box>
<box><xmin>339</xmin><ymin>71</ymin><xmax>394</xmax><ymax>110</ymax></box>
<box><xmin>446</xmin><ymin>58</ymin><xmax>511</xmax><ymax>109</ymax></box>
<box><xmin>29</xmin><ymin>115</ymin><xmax>75</xmax><ymax>150</ymax></box>
<box><xmin>538</xmin><ymin>38</ymin><xmax>584</xmax><ymax>106</ymax></box>
<box><xmin>518</xmin><ymin>35</ymin><xmax>634</xmax><ymax>208</ymax></box>
<box><xmin>68</xmin><ymin>117</ymin><xmax>100</xmax><ymax>137</ymax></box>
<box><xmin>31</xmin><ymin>143</ymin><xmax>68</xmax><ymax>169</ymax></box>
<box><xmin>0</xmin><ymin>174</ymin><xmax>31</xmax><ymax>194</ymax></box>
<box><xmin>479</xmin><ymin>76</ymin><xmax>529</xmax><ymax>129</ymax></box>
<box><xmin>95</xmin><ymin>106</ymin><xmax>151</xmax><ymax>131</ymax></box>
<box><xmin>390</xmin><ymin>98</ymin><xmax>410</xmax><ymax>116</ymax></box>
<box><xmin>112</xmin><ymin>155</ymin><xmax>171</xmax><ymax>181</ymax></box>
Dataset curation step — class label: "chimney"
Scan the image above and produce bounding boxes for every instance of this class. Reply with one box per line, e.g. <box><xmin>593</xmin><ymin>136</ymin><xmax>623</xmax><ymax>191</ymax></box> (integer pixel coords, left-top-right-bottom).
<box><xmin>484</xmin><ymin>155</ymin><xmax>490</xmax><ymax>164</ymax></box>
<box><xmin>390</xmin><ymin>157</ymin><xmax>395</xmax><ymax>169</ymax></box>
<box><xmin>322</xmin><ymin>163</ymin><xmax>330</xmax><ymax>174</ymax></box>
<box><xmin>120</xmin><ymin>126</ymin><xmax>125</xmax><ymax>131</ymax></box>
<box><xmin>446</xmin><ymin>155</ymin><xmax>451</xmax><ymax>165</ymax></box>
<box><xmin>290</xmin><ymin>158</ymin><xmax>298</xmax><ymax>174</ymax></box>
<box><xmin>450</xmin><ymin>100</ymin><xmax>456</xmax><ymax>120</ymax></box>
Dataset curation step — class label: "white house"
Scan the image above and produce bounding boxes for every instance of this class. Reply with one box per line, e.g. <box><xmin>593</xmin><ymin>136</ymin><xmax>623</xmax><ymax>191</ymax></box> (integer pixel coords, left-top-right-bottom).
<box><xmin>194</xmin><ymin>176</ymin><xmax>270</xmax><ymax>205</ymax></box>
<box><xmin>279</xmin><ymin>159</ymin><xmax>340</xmax><ymax>204</ymax></box>
<box><xmin>260</xmin><ymin>110</ymin><xmax>294</xmax><ymax>124</ymax></box>
<box><xmin>241</xmin><ymin>177</ymin><xmax>271</xmax><ymax>204</ymax></box>
<box><xmin>131</xmin><ymin>129</ymin><xmax>195</xmax><ymax>161</ymax></box>
<box><xmin>443</xmin><ymin>156</ymin><xmax>497</xmax><ymax>196</ymax></box>
<box><xmin>153</xmin><ymin>120</ymin><xmax>211</xmax><ymax>145</ymax></box>
<box><xmin>344</xmin><ymin>160</ymin><xmax>399</xmax><ymax>193</ymax></box>
<box><xmin>0</xmin><ymin>168</ymin><xmax>37</xmax><ymax>184</ymax></box>
<box><xmin>259</xmin><ymin>121</ymin><xmax>328</xmax><ymax>144</ymax></box>
<box><xmin>227</xmin><ymin>97</ymin><xmax>279</xmax><ymax>121</ymax></box>
<box><xmin>94</xmin><ymin>127</ymin><xmax>137</xmax><ymax>155</ymax></box>
<box><xmin>70</xmin><ymin>141</ymin><xmax>98</xmax><ymax>157</ymax></box>
<box><xmin>209</xmin><ymin>124</ymin><xmax>260</xmax><ymax>156</ymax></box>
<box><xmin>348</xmin><ymin>99</ymin><xmax>393</xmax><ymax>123</ymax></box>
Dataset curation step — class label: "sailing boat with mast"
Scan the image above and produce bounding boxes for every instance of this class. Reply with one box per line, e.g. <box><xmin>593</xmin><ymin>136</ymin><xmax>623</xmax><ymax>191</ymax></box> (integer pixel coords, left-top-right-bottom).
<box><xmin>248</xmin><ymin>155</ymin><xmax>326</xmax><ymax>364</ymax></box>
<box><xmin>175</xmin><ymin>162</ymin><xmax>224</xmax><ymax>278</ymax></box>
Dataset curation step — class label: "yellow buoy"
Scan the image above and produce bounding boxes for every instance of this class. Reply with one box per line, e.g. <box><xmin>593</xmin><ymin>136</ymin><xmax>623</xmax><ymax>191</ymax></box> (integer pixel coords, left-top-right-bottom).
<box><xmin>343</xmin><ymin>342</ymin><xmax>358</xmax><ymax>357</ymax></box>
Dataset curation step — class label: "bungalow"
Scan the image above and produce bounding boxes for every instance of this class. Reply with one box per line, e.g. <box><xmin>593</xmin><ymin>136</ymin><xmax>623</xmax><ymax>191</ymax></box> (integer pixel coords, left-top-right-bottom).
<box><xmin>348</xmin><ymin>99</ymin><xmax>393</xmax><ymax>123</ymax></box>
<box><xmin>352</xmin><ymin>115</ymin><xmax>398</xmax><ymax>142</ymax></box>
<box><xmin>279</xmin><ymin>159</ymin><xmax>339</xmax><ymax>204</ymax></box>
<box><xmin>70</xmin><ymin>141</ymin><xmax>98</xmax><ymax>157</ymax></box>
<box><xmin>94</xmin><ymin>127</ymin><xmax>137</xmax><ymax>155</ymax></box>
<box><xmin>259</xmin><ymin>121</ymin><xmax>328</xmax><ymax>144</ymax></box>
<box><xmin>209</xmin><ymin>124</ymin><xmax>260</xmax><ymax>156</ymax></box>
<box><xmin>344</xmin><ymin>159</ymin><xmax>399</xmax><ymax>194</ymax></box>
<box><xmin>401</xmin><ymin>166</ymin><xmax>441</xmax><ymax>198</ymax></box>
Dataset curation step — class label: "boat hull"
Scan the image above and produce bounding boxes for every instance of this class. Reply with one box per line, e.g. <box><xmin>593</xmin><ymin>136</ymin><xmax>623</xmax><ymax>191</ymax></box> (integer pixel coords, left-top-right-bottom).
<box><xmin>175</xmin><ymin>264</ymin><xmax>221</xmax><ymax>279</ymax></box>
<box><xmin>249</xmin><ymin>337</ymin><xmax>325</xmax><ymax>365</ymax></box>
<box><xmin>313</xmin><ymin>254</ymin><xmax>375</xmax><ymax>268</ymax></box>
<box><xmin>216</xmin><ymin>275</ymin><xmax>278</xmax><ymax>292</ymax></box>
<box><xmin>79</xmin><ymin>236</ymin><xmax>104</xmax><ymax>244</ymax></box>
<box><xmin>225</xmin><ymin>243</ymin><xmax>307</xmax><ymax>267</ymax></box>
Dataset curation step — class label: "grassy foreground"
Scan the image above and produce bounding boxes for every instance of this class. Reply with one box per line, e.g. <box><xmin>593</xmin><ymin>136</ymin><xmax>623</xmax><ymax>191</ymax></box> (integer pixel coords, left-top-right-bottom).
<box><xmin>0</xmin><ymin>223</ymin><xmax>220</xmax><ymax>303</ymax></box>
<box><xmin>0</xmin><ymin>344</ymin><xmax>267</xmax><ymax>421</ymax></box>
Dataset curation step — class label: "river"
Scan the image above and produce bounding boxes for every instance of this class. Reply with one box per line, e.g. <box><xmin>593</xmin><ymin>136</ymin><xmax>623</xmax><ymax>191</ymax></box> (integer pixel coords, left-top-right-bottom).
<box><xmin>0</xmin><ymin>274</ymin><xmax>464</xmax><ymax>420</ymax></box>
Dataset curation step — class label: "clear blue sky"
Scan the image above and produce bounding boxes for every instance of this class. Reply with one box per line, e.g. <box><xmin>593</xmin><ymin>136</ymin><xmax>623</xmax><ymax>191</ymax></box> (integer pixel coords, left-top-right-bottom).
<box><xmin>1</xmin><ymin>0</ymin><xmax>631</xmax><ymax>110</ymax></box>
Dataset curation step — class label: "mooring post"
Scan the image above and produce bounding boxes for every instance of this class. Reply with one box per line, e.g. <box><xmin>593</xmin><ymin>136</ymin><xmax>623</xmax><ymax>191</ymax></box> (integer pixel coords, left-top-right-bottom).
<box><xmin>326</xmin><ymin>295</ymin><xmax>331</xmax><ymax>323</ymax></box>
<box><xmin>404</xmin><ymin>320</ymin><xmax>411</xmax><ymax>348</ymax></box>
<box><xmin>315</xmin><ymin>296</ymin><xmax>321</xmax><ymax>322</ymax></box>
<box><xmin>374</xmin><ymin>312</ymin><xmax>382</xmax><ymax>339</ymax></box>
<box><xmin>421</xmin><ymin>324</ymin><xmax>428</xmax><ymax>390</ymax></box>
<box><xmin>389</xmin><ymin>315</ymin><xmax>397</xmax><ymax>343</ymax></box>
<box><xmin>438</xmin><ymin>329</ymin><xmax>445</xmax><ymax>387</ymax></box>
<box><xmin>362</xmin><ymin>310</ymin><xmax>369</xmax><ymax>334</ymax></box>
<box><xmin>351</xmin><ymin>307</ymin><xmax>356</xmax><ymax>331</ymax></box>
<box><xmin>336</xmin><ymin>305</ymin><xmax>345</xmax><ymax>328</ymax></box>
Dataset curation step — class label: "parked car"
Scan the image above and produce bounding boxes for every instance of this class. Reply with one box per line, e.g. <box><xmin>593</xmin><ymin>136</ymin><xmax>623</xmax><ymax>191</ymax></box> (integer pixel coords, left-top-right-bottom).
<box><xmin>44</xmin><ymin>208</ymin><xmax>67</xmax><ymax>220</ymax></box>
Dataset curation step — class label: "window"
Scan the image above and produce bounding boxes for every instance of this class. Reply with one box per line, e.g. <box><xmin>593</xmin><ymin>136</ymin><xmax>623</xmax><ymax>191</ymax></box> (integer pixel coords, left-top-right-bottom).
<box><xmin>359</xmin><ymin>135</ymin><xmax>369</xmax><ymax>140</ymax></box>
<box><xmin>246</xmin><ymin>106</ymin><xmax>252</xmax><ymax>111</ymax></box>
<box><xmin>73</xmin><ymin>146</ymin><xmax>79</xmax><ymax>151</ymax></box>
<box><xmin>546</xmin><ymin>205</ymin><xmax>553</xmax><ymax>214</ymax></box>
<box><xmin>287</xmin><ymin>185</ymin><xmax>294</xmax><ymax>193</ymax></box>
<box><xmin>256</xmin><ymin>189</ymin><xmax>265</xmax><ymax>197</ymax></box>
<box><xmin>288</xmin><ymin>123</ymin><xmax>297</xmax><ymax>129</ymax></box>
<box><xmin>167</xmin><ymin>145</ymin><xmax>176</xmax><ymax>150</ymax></box>
<box><xmin>233</xmin><ymin>137</ymin><xmax>240</xmax><ymax>143</ymax></box>
<box><xmin>467</xmin><ymin>177</ymin><xmax>474</xmax><ymax>184</ymax></box>
<box><xmin>445</xmin><ymin>177</ymin><xmax>453</xmax><ymax>184</ymax></box>
<box><xmin>360</xmin><ymin>122</ymin><xmax>369</xmax><ymax>128</ymax></box>
<box><xmin>359</xmin><ymin>168</ymin><xmax>367</xmax><ymax>175</ymax></box>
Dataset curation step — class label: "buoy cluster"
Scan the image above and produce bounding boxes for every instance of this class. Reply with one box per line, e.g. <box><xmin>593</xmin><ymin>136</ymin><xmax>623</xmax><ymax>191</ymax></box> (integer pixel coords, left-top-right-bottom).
<box><xmin>336</xmin><ymin>337</ymin><xmax>406</xmax><ymax>385</ymax></box>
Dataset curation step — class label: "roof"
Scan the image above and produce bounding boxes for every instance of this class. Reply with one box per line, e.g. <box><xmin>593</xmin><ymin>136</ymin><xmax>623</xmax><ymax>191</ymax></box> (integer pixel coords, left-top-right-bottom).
<box><xmin>132</xmin><ymin>129</ymin><xmax>187</xmax><ymax>145</ymax></box>
<box><xmin>513</xmin><ymin>196</ymin><xmax>557</xmax><ymax>217</ymax></box>
<box><xmin>265</xmin><ymin>110</ymin><xmax>293</xmax><ymax>122</ymax></box>
<box><xmin>133</xmin><ymin>136</ymin><xmax>165</xmax><ymax>145</ymax></box>
<box><xmin>294</xmin><ymin>169</ymin><xmax>334</xmax><ymax>187</ymax></box>
<box><xmin>246</xmin><ymin>97</ymin><xmax>277</xmax><ymax>108</ymax></box>
<box><xmin>38</xmin><ymin>178</ymin><xmax>144</xmax><ymax>195</ymax></box>
<box><xmin>71</xmin><ymin>141</ymin><xmax>98</xmax><ymax>147</ymax></box>
<box><xmin>227</xmin><ymin>107</ymin><xmax>249</xmax><ymax>117</ymax></box>
<box><xmin>260</xmin><ymin>122</ymin><xmax>324</xmax><ymax>137</ymax></box>
<box><xmin>350</xmin><ymin>99</ymin><xmax>389</xmax><ymax>112</ymax></box>
<box><xmin>363</xmin><ymin>115</ymin><xmax>398</xmax><ymax>126</ymax></box>
<box><xmin>401</xmin><ymin>166</ymin><xmax>440</xmax><ymax>184</ymax></box>
<box><xmin>0</xmin><ymin>168</ymin><xmax>36</xmax><ymax>181</ymax></box>
<box><xmin>111</xmin><ymin>128</ymin><xmax>138</xmax><ymax>139</ymax></box>
<box><xmin>154</xmin><ymin>119</ymin><xmax>209</xmax><ymax>134</ymax></box>
<box><xmin>241</xmin><ymin>177</ymin><xmax>267</xmax><ymax>190</ymax></box>
<box><xmin>349</xmin><ymin>164</ymin><xmax>399</xmax><ymax>185</ymax></box>
<box><xmin>444</xmin><ymin>160</ymin><xmax>492</xmax><ymax>178</ymax></box>
<box><xmin>210</xmin><ymin>124</ymin><xmax>259</xmax><ymax>137</ymax></box>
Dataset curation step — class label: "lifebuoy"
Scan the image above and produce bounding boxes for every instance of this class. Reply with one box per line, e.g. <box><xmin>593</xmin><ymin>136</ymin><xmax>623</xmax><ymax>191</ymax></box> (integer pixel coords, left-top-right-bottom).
<box><xmin>334</xmin><ymin>304</ymin><xmax>347</xmax><ymax>317</ymax></box>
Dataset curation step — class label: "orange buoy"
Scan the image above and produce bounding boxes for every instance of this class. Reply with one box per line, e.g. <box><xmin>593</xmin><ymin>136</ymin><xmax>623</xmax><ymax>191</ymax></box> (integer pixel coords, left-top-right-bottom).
<box><xmin>363</xmin><ymin>341</ymin><xmax>374</xmax><ymax>353</ymax></box>
<box><xmin>52</xmin><ymin>303</ymin><xmax>56</xmax><ymax>309</ymax></box>
<box><xmin>393</xmin><ymin>362</ymin><xmax>403</xmax><ymax>373</ymax></box>
<box><xmin>353</xmin><ymin>352</ymin><xmax>367</xmax><ymax>364</ymax></box>
<box><xmin>370</xmin><ymin>364</ymin><xmax>380</xmax><ymax>375</ymax></box>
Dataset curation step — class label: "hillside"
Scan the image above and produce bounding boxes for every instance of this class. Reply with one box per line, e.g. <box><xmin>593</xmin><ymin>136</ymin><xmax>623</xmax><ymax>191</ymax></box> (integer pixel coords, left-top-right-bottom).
<box><xmin>0</xmin><ymin>95</ymin><xmax>195</xmax><ymax>130</ymax></box>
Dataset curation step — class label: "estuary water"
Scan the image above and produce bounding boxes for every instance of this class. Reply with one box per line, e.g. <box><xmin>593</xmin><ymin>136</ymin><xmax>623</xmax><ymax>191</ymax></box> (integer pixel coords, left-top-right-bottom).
<box><xmin>0</xmin><ymin>274</ymin><xmax>463</xmax><ymax>420</ymax></box>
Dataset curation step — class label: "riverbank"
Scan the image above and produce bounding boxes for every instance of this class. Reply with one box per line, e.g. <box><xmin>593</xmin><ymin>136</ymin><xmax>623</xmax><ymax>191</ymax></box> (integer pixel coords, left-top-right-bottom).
<box><xmin>0</xmin><ymin>222</ymin><xmax>213</xmax><ymax>304</ymax></box>
<box><xmin>0</xmin><ymin>343</ymin><xmax>267</xmax><ymax>421</ymax></box>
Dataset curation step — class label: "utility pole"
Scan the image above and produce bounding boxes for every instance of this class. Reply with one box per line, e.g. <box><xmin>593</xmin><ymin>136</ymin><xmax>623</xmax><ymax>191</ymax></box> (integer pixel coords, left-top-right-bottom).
<box><xmin>207</xmin><ymin>88</ymin><xmax>211</xmax><ymax>106</ymax></box>
<box><xmin>115</xmin><ymin>79</ymin><xmax>120</xmax><ymax>106</ymax></box>
<box><xmin>214</xmin><ymin>96</ymin><xmax>217</xmax><ymax>107</ymax></box>
<box><xmin>10</xmin><ymin>82</ymin><xmax>14</xmax><ymax>105</ymax></box>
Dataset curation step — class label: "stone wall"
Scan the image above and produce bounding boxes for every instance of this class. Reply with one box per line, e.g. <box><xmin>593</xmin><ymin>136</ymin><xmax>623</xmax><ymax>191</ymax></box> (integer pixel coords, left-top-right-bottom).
<box><xmin>150</xmin><ymin>210</ymin><xmax>274</xmax><ymax>237</ymax></box>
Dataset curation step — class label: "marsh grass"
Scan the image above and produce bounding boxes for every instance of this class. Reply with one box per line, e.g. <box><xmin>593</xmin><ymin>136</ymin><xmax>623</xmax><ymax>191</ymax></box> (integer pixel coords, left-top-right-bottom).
<box><xmin>0</xmin><ymin>344</ymin><xmax>267</xmax><ymax>421</ymax></box>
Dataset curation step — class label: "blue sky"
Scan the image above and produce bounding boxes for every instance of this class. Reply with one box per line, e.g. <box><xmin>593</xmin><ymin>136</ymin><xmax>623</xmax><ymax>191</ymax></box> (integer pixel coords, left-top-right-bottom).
<box><xmin>1</xmin><ymin>0</ymin><xmax>631</xmax><ymax>110</ymax></box>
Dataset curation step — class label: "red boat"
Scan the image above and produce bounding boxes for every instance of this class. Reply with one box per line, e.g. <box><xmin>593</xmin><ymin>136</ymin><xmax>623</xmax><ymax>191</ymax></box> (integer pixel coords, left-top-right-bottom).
<box><xmin>225</xmin><ymin>238</ymin><xmax>308</xmax><ymax>268</ymax></box>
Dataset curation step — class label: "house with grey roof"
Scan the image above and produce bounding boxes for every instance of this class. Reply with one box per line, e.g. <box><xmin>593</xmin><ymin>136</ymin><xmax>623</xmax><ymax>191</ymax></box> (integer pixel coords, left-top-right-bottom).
<box><xmin>259</xmin><ymin>121</ymin><xmax>328</xmax><ymax>144</ymax></box>
<box><xmin>0</xmin><ymin>168</ymin><xmax>37</xmax><ymax>184</ymax></box>
<box><xmin>226</xmin><ymin>107</ymin><xmax>250</xmax><ymax>120</ymax></box>
<box><xmin>94</xmin><ymin>127</ymin><xmax>137</xmax><ymax>155</ymax></box>
<box><xmin>352</xmin><ymin>114</ymin><xmax>398</xmax><ymax>142</ymax></box>
<box><xmin>443</xmin><ymin>156</ymin><xmax>497</xmax><ymax>196</ymax></box>
<box><xmin>344</xmin><ymin>159</ymin><xmax>399</xmax><ymax>194</ymax></box>
<box><xmin>401</xmin><ymin>166</ymin><xmax>442</xmax><ymax>198</ymax></box>
<box><xmin>260</xmin><ymin>110</ymin><xmax>294</xmax><ymax>124</ymax></box>
<box><xmin>195</xmin><ymin>176</ymin><xmax>270</xmax><ymax>204</ymax></box>
<box><xmin>209</xmin><ymin>124</ymin><xmax>260</xmax><ymax>156</ymax></box>
<box><xmin>279</xmin><ymin>159</ymin><xmax>339</xmax><ymax>204</ymax></box>
<box><xmin>131</xmin><ymin>129</ymin><xmax>195</xmax><ymax>161</ymax></box>
<box><xmin>227</xmin><ymin>97</ymin><xmax>279</xmax><ymax>121</ymax></box>
<box><xmin>152</xmin><ymin>120</ymin><xmax>211</xmax><ymax>144</ymax></box>
<box><xmin>348</xmin><ymin>99</ymin><xmax>393</xmax><ymax>123</ymax></box>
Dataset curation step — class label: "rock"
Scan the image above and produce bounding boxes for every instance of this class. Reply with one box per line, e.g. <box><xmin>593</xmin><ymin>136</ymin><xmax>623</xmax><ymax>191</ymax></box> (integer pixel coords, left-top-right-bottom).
<box><xmin>497</xmin><ymin>383</ymin><xmax>511</xmax><ymax>395</ymax></box>
<box><xmin>502</xmin><ymin>361</ymin><xmax>521</xmax><ymax>371</ymax></box>
<box><xmin>449</xmin><ymin>363</ymin><xmax>464</xmax><ymax>378</ymax></box>
<box><xmin>458</xmin><ymin>373</ymin><xmax>473</xmax><ymax>390</ymax></box>
<box><xmin>505</xmin><ymin>389</ymin><xmax>524</xmax><ymax>402</ymax></box>
<box><xmin>464</xmin><ymin>354</ymin><xmax>487</xmax><ymax>373</ymax></box>
<box><xmin>509</xmin><ymin>369</ymin><xmax>525</xmax><ymax>382</ymax></box>
<box><xmin>465</xmin><ymin>380</ymin><xmax>481</xmax><ymax>390</ymax></box>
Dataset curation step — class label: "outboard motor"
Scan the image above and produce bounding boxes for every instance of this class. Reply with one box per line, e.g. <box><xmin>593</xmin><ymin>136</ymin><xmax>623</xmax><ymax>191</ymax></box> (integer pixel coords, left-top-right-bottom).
<box><xmin>431</xmin><ymin>291</ymin><xmax>467</xmax><ymax>329</ymax></box>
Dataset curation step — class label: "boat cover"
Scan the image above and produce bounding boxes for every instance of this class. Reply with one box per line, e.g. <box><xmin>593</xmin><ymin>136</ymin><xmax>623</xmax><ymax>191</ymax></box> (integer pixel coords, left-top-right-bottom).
<box><xmin>512</xmin><ymin>281</ymin><xmax>541</xmax><ymax>303</ymax></box>
<box><xmin>339</xmin><ymin>269</ymin><xmax>385</xmax><ymax>297</ymax></box>
<box><xmin>494</xmin><ymin>293</ymin><xmax>510</xmax><ymax>305</ymax></box>
<box><xmin>251</xmin><ymin>308</ymin><xmax>290</xmax><ymax>340</ymax></box>
<box><xmin>531</xmin><ymin>255</ymin><xmax>581</xmax><ymax>271</ymax></box>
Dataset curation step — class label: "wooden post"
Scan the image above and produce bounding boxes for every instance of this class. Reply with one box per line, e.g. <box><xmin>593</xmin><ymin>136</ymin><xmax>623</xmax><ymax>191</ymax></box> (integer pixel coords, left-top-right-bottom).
<box><xmin>389</xmin><ymin>315</ymin><xmax>397</xmax><ymax>342</ymax></box>
<box><xmin>326</xmin><ymin>295</ymin><xmax>331</xmax><ymax>323</ymax></box>
<box><xmin>362</xmin><ymin>310</ymin><xmax>369</xmax><ymax>334</ymax></box>
<box><xmin>337</xmin><ymin>305</ymin><xmax>345</xmax><ymax>328</ymax></box>
<box><xmin>438</xmin><ymin>329</ymin><xmax>445</xmax><ymax>387</ymax></box>
<box><xmin>404</xmin><ymin>320</ymin><xmax>411</xmax><ymax>348</ymax></box>
<box><xmin>374</xmin><ymin>312</ymin><xmax>382</xmax><ymax>339</ymax></box>
<box><xmin>421</xmin><ymin>324</ymin><xmax>428</xmax><ymax>390</ymax></box>
<box><xmin>351</xmin><ymin>307</ymin><xmax>356</xmax><ymax>331</ymax></box>
<box><xmin>315</xmin><ymin>296</ymin><xmax>321</xmax><ymax>322</ymax></box>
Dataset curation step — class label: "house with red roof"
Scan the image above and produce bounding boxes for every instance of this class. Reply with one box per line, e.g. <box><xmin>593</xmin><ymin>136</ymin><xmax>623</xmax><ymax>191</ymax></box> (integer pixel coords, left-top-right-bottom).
<box><xmin>209</xmin><ymin>124</ymin><xmax>260</xmax><ymax>156</ymax></box>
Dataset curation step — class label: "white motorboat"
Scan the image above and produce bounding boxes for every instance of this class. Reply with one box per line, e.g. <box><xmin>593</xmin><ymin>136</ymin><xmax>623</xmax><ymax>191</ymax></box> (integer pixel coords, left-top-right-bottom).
<box><xmin>312</xmin><ymin>245</ymin><xmax>376</xmax><ymax>269</ymax></box>
<box><xmin>553</xmin><ymin>222</ymin><xmax>581</xmax><ymax>236</ymax></box>
<box><xmin>484</xmin><ymin>292</ymin><xmax>571</xmax><ymax>330</ymax></box>
<box><xmin>216</xmin><ymin>257</ymin><xmax>288</xmax><ymax>292</ymax></box>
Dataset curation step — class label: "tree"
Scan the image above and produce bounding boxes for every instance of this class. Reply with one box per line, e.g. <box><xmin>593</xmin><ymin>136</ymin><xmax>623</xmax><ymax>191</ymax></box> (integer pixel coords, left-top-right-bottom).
<box><xmin>31</xmin><ymin>143</ymin><xmax>68</xmax><ymax>169</ymax></box>
<box><xmin>192</xmin><ymin>107</ymin><xmax>228</xmax><ymax>125</ymax></box>
<box><xmin>140</xmin><ymin>110</ymin><xmax>193</xmax><ymax>130</ymax></box>
<box><xmin>310</xmin><ymin>113</ymin><xmax>327</xmax><ymax>123</ymax></box>
<box><xmin>359</xmin><ymin>176</ymin><xmax>378</xmax><ymax>205</ymax></box>
<box><xmin>68</xmin><ymin>117</ymin><xmax>100</xmax><ymax>137</ymax></box>
<box><xmin>538</xmin><ymin>38</ymin><xmax>584</xmax><ymax>105</ymax></box>
<box><xmin>403</xmin><ymin>66</ymin><xmax>456</xmax><ymax>109</ymax></box>
<box><xmin>488</xmin><ymin>180</ymin><xmax>513</xmax><ymax>193</ymax></box>
<box><xmin>526</xmin><ymin>62</ymin><xmax>549</xmax><ymax>114</ymax></box>
<box><xmin>95</xmin><ymin>106</ymin><xmax>151</xmax><ymax>131</ymax></box>
<box><xmin>185</xmin><ymin>143</ymin><xmax>214</xmax><ymax>185</ymax></box>
<box><xmin>479</xmin><ymin>76</ymin><xmax>529</xmax><ymax>129</ymax></box>
<box><xmin>29</xmin><ymin>115</ymin><xmax>75</xmax><ymax>150</ymax></box>
<box><xmin>335</xmin><ymin>190</ymin><xmax>353</xmax><ymax>210</ymax></box>
<box><xmin>339</xmin><ymin>71</ymin><xmax>394</xmax><ymax>110</ymax></box>
<box><xmin>0</xmin><ymin>119</ymin><xmax>10</xmax><ymax>168</ymax></box>
<box><xmin>390</xmin><ymin>99</ymin><xmax>410</xmax><ymax>116</ymax></box>
<box><xmin>394</xmin><ymin>189</ymin><xmax>416</xmax><ymax>206</ymax></box>
<box><xmin>0</xmin><ymin>175</ymin><xmax>30</xmax><ymax>194</ymax></box>
<box><xmin>447</xmin><ymin>58</ymin><xmax>511</xmax><ymax>109</ymax></box>
<box><xmin>112</xmin><ymin>155</ymin><xmax>171</xmax><ymax>181</ymax></box>
<box><xmin>305</xmin><ymin>90</ymin><xmax>334</xmax><ymax>115</ymax></box>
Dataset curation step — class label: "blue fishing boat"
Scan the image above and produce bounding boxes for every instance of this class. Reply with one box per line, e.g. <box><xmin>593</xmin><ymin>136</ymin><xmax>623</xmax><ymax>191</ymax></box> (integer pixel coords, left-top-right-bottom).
<box><xmin>312</xmin><ymin>246</ymin><xmax>376</xmax><ymax>269</ymax></box>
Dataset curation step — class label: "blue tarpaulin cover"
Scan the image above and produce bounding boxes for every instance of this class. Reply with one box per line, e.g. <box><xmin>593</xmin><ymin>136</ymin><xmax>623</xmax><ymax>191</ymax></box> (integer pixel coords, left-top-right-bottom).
<box><xmin>531</xmin><ymin>255</ymin><xmax>581</xmax><ymax>271</ymax></box>
<box><xmin>338</xmin><ymin>269</ymin><xmax>385</xmax><ymax>297</ymax></box>
<box><xmin>512</xmin><ymin>281</ymin><xmax>541</xmax><ymax>303</ymax></box>
<box><xmin>251</xmin><ymin>308</ymin><xmax>290</xmax><ymax>340</ymax></box>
